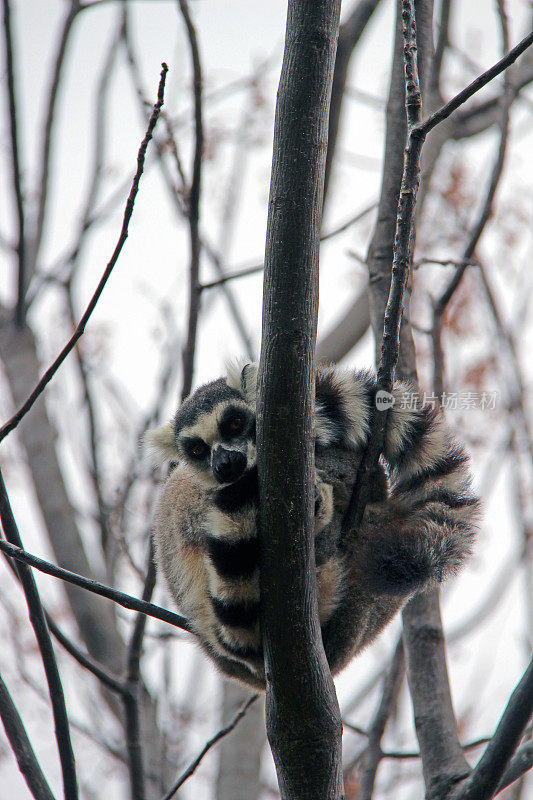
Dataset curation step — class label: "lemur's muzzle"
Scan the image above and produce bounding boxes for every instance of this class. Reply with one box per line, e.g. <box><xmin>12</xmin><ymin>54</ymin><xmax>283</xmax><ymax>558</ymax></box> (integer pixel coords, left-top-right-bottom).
<box><xmin>212</xmin><ymin>448</ymin><xmax>247</xmax><ymax>484</ymax></box>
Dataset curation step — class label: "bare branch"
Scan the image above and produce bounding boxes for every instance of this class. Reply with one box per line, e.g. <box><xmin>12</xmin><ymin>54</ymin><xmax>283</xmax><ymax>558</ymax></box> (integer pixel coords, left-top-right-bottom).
<box><xmin>31</xmin><ymin>0</ymin><xmax>82</xmax><ymax>283</ymax></box>
<box><xmin>357</xmin><ymin>637</ymin><xmax>405</xmax><ymax>800</ymax></box>
<box><xmin>324</xmin><ymin>0</ymin><xmax>383</xmax><ymax>203</ymax></box>
<box><xmin>0</xmin><ymin>538</ymin><xmax>191</xmax><ymax>632</ymax></box>
<box><xmin>2</xmin><ymin>0</ymin><xmax>25</xmax><ymax>327</ymax></box>
<box><xmin>44</xmin><ymin>612</ymin><xmax>125</xmax><ymax>695</ymax></box>
<box><xmin>418</xmin><ymin>30</ymin><xmax>533</xmax><ymax>137</ymax></box>
<box><xmin>0</xmin><ymin>63</ymin><xmax>168</xmax><ymax>444</ymax></box>
<box><xmin>200</xmin><ymin>202</ymin><xmax>377</xmax><ymax>292</ymax></box>
<box><xmin>178</xmin><ymin>0</ymin><xmax>204</xmax><ymax>401</ymax></box>
<box><xmin>160</xmin><ymin>694</ymin><xmax>259</xmax><ymax>800</ymax></box>
<box><xmin>121</xmin><ymin>13</ymin><xmax>254</xmax><ymax>360</ymax></box>
<box><xmin>403</xmin><ymin>589</ymin><xmax>470</xmax><ymax>795</ymax></box>
<box><xmin>123</xmin><ymin>546</ymin><xmax>157</xmax><ymax>800</ymax></box>
<box><xmin>199</xmin><ymin>262</ymin><xmax>263</xmax><ymax>291</ymax></box>
<box><xmin>0</xmin><ymin>469</ymin><xmax>78</xmax><ymax>800</ymax></box>
<box><xmin>320</xmin><ymin>201</ymin><xmax>377</xmax><ymax>241</ymax></box>
<box><xmin>341</xmin><ymin>0</ymin><xmax>424</xmax><ymax>537</ymax></box>
<box><xmin>0</xmin><ymin>672</ymin><xmax>56</xmax><ymax>800</ymax></box>
<box><xmin>453</xmin><ymin>657</ymin><xmax>533</xmax><ymax>800</ymax></box>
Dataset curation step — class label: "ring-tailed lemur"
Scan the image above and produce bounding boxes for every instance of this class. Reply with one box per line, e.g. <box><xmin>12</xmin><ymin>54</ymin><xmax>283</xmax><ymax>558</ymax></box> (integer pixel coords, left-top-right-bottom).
<box><xmin>146</xmin><ymin>363</ymin><xmax>479</xmax><ymax>689</ymax></box>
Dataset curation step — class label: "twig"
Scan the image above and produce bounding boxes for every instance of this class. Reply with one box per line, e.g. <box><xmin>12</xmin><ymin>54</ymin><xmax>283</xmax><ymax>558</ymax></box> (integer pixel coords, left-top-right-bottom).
<box><xmin>320</xmin><ymin>200</ymin><xmax>377</xmax><ymax>241</ymax></box>
<box><xmin>178</xmin><ymin>0</ymin><xmax>204</xmax><ymax>401</ymax></box>
<box><xmin>201</xmin><ymin>200</ymin><xmax>376</xmax><ymax>345</ymax></box>
<box><xmin>0</xmin><ymin>63</ymin><xmax>168</xmax><ymax>444</ymax></box>
<box><xmin>2</xmin><ymin>0</ymin><xmax>25</xmax><ymax>327</ymax></box>
<box><xmin>0</xmin><ymin>672</ymin><xmax>56</xmax><ymax>800</ymax></box>
<box><xmin>198</xmin><ymin>238</ymin><xmax>255</xmax><ymax>359</ymax></box>
<box><xmin>160</xmin><ymin>694</ymin><xmax>259</xmax><ymax>800</ymax></box>
<box><xmin>341</xmin><ymin>6</ymin><xmax>533</xmax><ymax>535</ymax></box>
<box><xmin>0</xmin><ymin>469</ymin><xmax>78</xmax><ymax>800</ymax></box>
<box><xmin>1</xmin><ymin>531</ymin><xmax>126</xmax><ymax>693</ymax></box>
<box><xmin>0</xmin><ymin>538</ymin><xmax>191</xmax><ymax>632</ymax></box>
<box><xmin>199</xmin><ymin>262</ymin><xmax>264</xmax><ymax>291</ymax></box>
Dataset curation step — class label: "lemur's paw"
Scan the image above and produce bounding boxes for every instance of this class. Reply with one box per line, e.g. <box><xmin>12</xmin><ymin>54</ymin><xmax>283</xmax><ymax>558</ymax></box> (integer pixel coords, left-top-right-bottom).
<box><xmin>315</xmin><ymin>477</ymin><xmax>334</xmax><ymax>531</ymax></box>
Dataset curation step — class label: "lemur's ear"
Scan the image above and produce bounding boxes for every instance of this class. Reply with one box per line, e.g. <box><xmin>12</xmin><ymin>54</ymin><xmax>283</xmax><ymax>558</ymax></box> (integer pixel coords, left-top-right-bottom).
<box><xmin>142</xmin><ymin>422</ymin><xmax>177</xmax><ymax>466</ymax></box>
<box><xmin>226</xmin><ymin>361</ymin><xmax>258</xmax><ymax>407</ymax></box>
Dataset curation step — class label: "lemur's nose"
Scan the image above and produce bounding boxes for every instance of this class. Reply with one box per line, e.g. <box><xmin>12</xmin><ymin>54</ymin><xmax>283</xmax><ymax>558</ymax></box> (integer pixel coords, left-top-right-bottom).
<box><xmin>213</xmin><ymin>448</ymin><xmax>247</xmax><ymax>484</ymax></box>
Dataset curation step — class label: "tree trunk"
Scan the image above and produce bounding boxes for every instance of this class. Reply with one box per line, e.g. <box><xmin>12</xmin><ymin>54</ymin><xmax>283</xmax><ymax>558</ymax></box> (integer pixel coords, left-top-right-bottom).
<box><xmin>257</xmin><ymin>2</ymin><xmax>343</xmax><ymax>798</ymax></box>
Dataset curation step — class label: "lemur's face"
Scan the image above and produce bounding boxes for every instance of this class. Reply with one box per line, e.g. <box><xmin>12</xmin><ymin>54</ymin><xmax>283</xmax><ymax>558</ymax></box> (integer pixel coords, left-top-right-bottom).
<box><xmin>175</xmin><ymin>397</ymin><xmax>256</xmax><ymax>487</ymax></box>
<box><xmin>144</xmin><ymin>366</ymin><xmax>259</xmax><ymax>487</ymax></box>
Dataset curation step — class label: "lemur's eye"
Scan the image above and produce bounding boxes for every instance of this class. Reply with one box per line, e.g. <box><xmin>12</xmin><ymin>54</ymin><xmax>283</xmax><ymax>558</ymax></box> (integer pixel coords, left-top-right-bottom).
<box><xmin>229</xmin><ymin>416</ymin><xmax>243</xmax><ymax>433</ymax></box>
<box><xmin>183</xmin><ymin>438</ymin><xmax>209</xmax><ymax>460</ymax></box>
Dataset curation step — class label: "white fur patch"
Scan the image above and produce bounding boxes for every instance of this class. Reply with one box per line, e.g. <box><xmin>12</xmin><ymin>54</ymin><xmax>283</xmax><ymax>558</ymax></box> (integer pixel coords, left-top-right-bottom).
<box><xmin>335</xmin><ymin>370</ymin><xmax>371</xmax><ymax>448</ymax></box>
<box><xmin>207</xmin><ymin>562</ymin><xmax>260</xmax><ymax>603</ymax></box>
<box><xmin>206</xmin><ymin>506</ymin><xmax>257</xmax><ymax>541</ymax></box>
<box><xmin>225</xmin><ymin>359</ymin><xmax>248</xmax><ymax>393</ymax></box>
<box><xmin>142</xmin><ymin>422</ymin><xmax>177</xmax><ymax>466</ymax></box>
<box><xmin>226</xmin><ymin>361</ymin><xmax>258</xmax><ymax>407</ymax></box>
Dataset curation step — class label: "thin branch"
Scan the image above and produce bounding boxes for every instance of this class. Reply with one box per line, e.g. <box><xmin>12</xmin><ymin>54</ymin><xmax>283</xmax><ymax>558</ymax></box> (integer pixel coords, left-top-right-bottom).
<box><xmin>453</xmin><ymin>657</ymin><xmax>533</xmax><ymax>800</ymax></box>
<box><xmin>357</xmin><ymin>637</ymin><xmax>405</xmax><ymax>800</ymax></box>
<box><xmin>178</xmin><ymin>0</ymin><xmax>204</xmax><ymax>401</ymax></box>
<box><xmin>320</xmin><ymin>201</ymin><xmax>378</xmax><ymax>241</ymax></box>
<box><xmin>2</xmin><ymin>549</ymin><xmax>126</xmax><ymax>695</ymax></box>
<box><xmin>123</xmin><ymin>544</ymin><xmax>157</xmax><ymax>800</ymax></box>
<box><xmin>434</xmin><ymin>51</ymin><xmax>515</xmax><ymax>318</ymax></box>
<box><xmin>2</xmin><ymin>0</ymin><xmax>25</xmax><ymax>327</ymax></box>
<box><xmin>428</xmin><ymin>0</ymin><xmax>450</xmax><ymax>96</ymax></box>
<box><xmin>0</xmin><ymin>672</ymin><xmax>56</xmax><ymax>800</ymax></box>
<box><xmin>199</xmin><ymin>262</ymin><xmax>263</xmax><ymax>291</ymax></box>
<box><xmin>31</xmin><ymin>0</ymin><xmax>81</xmax><ymax>282</ymax></box>
<box><xmin>199</xmin><ymin>202</ymin><xmax>377</xmax><ymax>291</ymax></box>
<box><xmin>324</xmin><ymin>0</ymin><xmax>383</xmax><ymax>203</ymax></box>
<box><xmin>419</xmin><ymin>30</ymin><xmax>533</xmax><ymax>136</ymax></box>
<box><xmin>0</xmin><ymin>469</ymin><xmax>78</xmax><ymax>800</ymax></box>
<box><xmin>45</xmin><ymin>612</ymin><xmax>125</xmax><ymax>695</ymax></box>
<box><xmin>121</xmin><ymin>14</ymin><xmax>254</xmax><ymax>360</ymax></box>
<box><xmin>160</xmin><ymin>694</ymin><xmax>259</xmax><ymax>800</ymax></box>
<box><xmin>0</xmin><ymin>63</ymin><xmax>168</xmax><ymax>444</ymax></box>
<box><xmin>0</xmin><ymin>538</ymin><xmax>191</xmax><ymax>632</ymax></box>
<box><xmin>341</xmin><ymin>0</ymin><xmax>424</xmax><ymax>537</ymax></box>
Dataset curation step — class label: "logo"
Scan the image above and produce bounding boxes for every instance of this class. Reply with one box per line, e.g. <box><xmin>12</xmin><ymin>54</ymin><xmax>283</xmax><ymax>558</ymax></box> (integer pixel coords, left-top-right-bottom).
<box><xmin>375</xmin><ymin>390</ymin><xmax>395</xmax><ymax>410</ymax></box>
